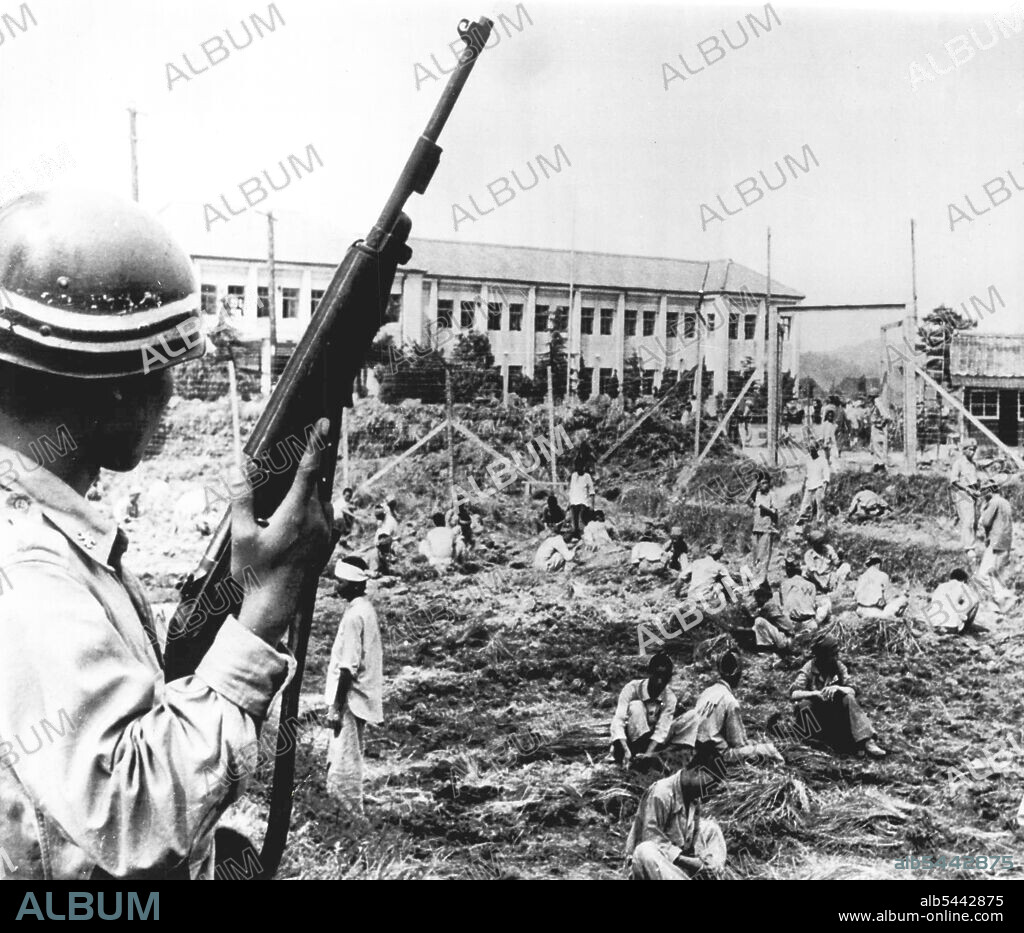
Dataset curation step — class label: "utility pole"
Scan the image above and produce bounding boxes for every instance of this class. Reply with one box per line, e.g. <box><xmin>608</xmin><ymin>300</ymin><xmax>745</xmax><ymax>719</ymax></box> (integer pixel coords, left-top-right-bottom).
<box><xmin>766</xmin><ymin>227</ymin><xmax>779</xmax><ymax>467</ymax></box>
<box><xmin>547</xmin><ymin>365</ymin><xmax>558</xmax><ymax>486</ymax></box>
<box><xmin>445</xmin><ymin>365</ymin><xmax>457</xmax><ymax>513</ymax></box>
<box><xmin>905</xmin><ymin>219</ymin><xmax>919</xmax><ymax>473</ymax></box>
<box><xmin>265</xmin><ymin>211</ymin><xmax>278</xmax><ymax>380</ymax></box>
<box><xmin>127</xmin><ymin>108</ymin><xmax>140</xmax><ymax>202</ymax></box>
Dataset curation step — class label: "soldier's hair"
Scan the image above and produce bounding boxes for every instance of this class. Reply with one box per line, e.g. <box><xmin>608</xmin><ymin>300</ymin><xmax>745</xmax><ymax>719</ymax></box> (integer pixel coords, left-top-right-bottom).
<box><xmin>432</xmin><ymin>511</ymin><xmax>445</xmax><ymax>526</ymax></box>
<box><xmin>950</xmin><ymin>568</ymin><xmax>970</xmax><ymax>583</ymax></box>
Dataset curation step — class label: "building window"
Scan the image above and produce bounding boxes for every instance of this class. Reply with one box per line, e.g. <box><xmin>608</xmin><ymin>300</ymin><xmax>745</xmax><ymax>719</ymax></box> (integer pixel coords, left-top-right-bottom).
<box><xmin>624</xmin><ymin>309</ymin><xmax>638</xmax><ymax>337</ymax></box>
<box><xmin>281</xmin><ymin>287</ymin><xmax>300</xmax><ymax>319</ymax></box>
<box><xmin>509</xmin><ymin>303</ymin><xmax>523</xmax><ymax>331</ymax></box>
<box><xmin>553</xmin><ymin>305</ymin><xmax>569</xmax><ymax>332</ymax></box>
<box><xmin>460</xmin><ymin>300</ymin><xmax>476</xmax><ymax>329</ymax></box>
<box><xmin>310</xmin><ymin>289</ymin><xmax>325</xmax><ymax>316</ymax></box>
<box><xmin>600</xmin><ymin>308</ymin><xmax>614</xmax><ymax>336</ymax></box>
<box><xmin>780</xmin><ymin>316</ymin><xmax>792</xmax><ymax>340</ymax></box>
<box><xmin>967</xmin><ymin>389</ymin><xmax>998</xmax><ymax>418</ymax></box>
<box><xmin>200</xmin><ymin>284</ymin><xmax>218</xmax><ymax>315</ymax></box>
<box><xmin>487</xmin><ymin>302</ymin><xmax>502</xmax><ymax>330</ymax></box>
<box><xmin>599</xmin><ymin>367</ymin><xmax>614</xmax><ymax>394</ymax></box>
<box><xmin>1019</xmin><ymin>392</ymin><xmax>1024</xmax><ymax>422</ymax></box>
<box><xmin>227</xmin><ymin>284</ymin><xmax>246</xmax><ymax>312</ymax></box>
<box><xmin>642</xmin><ymin>310</ymin><xmax>657</xmax><ymax>337</ymax></box>
<box><xmin>706</xmin><ymin>312</ymin><xmax>716</xmax><ymax>331</ymax></box>
<box><xmin>256</xmin><ymin>286</ymin><xmax>270</xmax><ymax>318</ymax></box>
<box><xmin>641</xmin><ymin>370</ymin><xmax>656</xmax><ymax>395</ymax></box>
<box><xmin>744</xmin><ymin>314</ymin><xmax>758</xmax><ymax>340</ymax></box>
<box><xmin>667</xmin><ymin>312</ymin><xmax>679</xmax><ymax>338</ymax></box>
<box><xmin>728</xmin><ymin>312</ymin><xmax>739</xmax><ymax>340</ymax></box>
<box><xmin>683</xmin><ymin>311</ymin><xmax>696</xmax><ymax>339</ymax></box>
<box><xmin>437</xmin><ymin>299</ymin><xmax>455</xmax><ymax>328</ymax></box>
<box><xmin>535</xmin><ymin>304</ymin><xmax>549</xmax><ymax>332</ymax></box>
<box><xmin>581</xmin><ymin>307</ymin><xmax>595</xmax><ymax>335</ymax></box>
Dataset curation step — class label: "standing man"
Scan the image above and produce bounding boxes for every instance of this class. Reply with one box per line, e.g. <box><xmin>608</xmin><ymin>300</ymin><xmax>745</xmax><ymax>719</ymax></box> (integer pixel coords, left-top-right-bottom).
<box><xmin>796</xmin><ymin>441</ymin><xmax>831</xmax><ymax>527</ymax></box>
<box><xmin>325</xmin><ymin>557</ymin><xmax>384</xmax><ymax>815</ymax></box>
<box><xmin>741</xmin><ymin>397</ymin><xmax>754</xmax><ymax>445</ymax></box>
<box><xmin>976</xmin><ymin>475</ymin><xmax>1016</xmax><ymax>613</ymax></box>
<box><xmin>0</xmin><ymin>191</ymin><xmax>333</xmax><ymax>879</ymax></box>
<box><xmin>949</xmin><ymin>439</ymin><xmax>981</xmax><ymax>562</ymax></box>
<box><xmin>749</xmin><ymin>476</ymin><xmax>780</xmax><ymax>581</ymax></box>
<box><xmin>869</xmin><ymin>393</ymin><xmax>890</xmax><ymax>463</ymax></box>
<box><xmin>568</xmin><ymin>461</ymin><xmax>595</xmax><ymax>537</ymax></box>
<box><xmin>821</xmin><ymin>409</ymin><xmax>840</xmax><ymax>465</ymax></box>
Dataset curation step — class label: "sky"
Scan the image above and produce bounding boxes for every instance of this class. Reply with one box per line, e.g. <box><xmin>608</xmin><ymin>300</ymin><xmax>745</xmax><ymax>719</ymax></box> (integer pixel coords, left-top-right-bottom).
<box><xmin>0</xmin><ymin>0</ymin><xmax>1021</xmax><ymax>351</ymax></box>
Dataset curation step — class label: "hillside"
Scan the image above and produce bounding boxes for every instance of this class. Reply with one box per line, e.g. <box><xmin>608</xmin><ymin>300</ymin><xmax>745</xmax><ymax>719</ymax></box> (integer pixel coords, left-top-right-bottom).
<box><xmin>800</xmin><ymin>339</ymin><xmax>880</xmax><ymax>393</ymax></box>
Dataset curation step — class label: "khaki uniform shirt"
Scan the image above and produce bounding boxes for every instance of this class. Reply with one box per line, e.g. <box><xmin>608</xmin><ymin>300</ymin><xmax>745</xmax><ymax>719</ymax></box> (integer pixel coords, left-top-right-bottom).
<box><xmin>0</xmin><ymin>445</ymin><xmax>291</xmax><ymax>880</ymax></box>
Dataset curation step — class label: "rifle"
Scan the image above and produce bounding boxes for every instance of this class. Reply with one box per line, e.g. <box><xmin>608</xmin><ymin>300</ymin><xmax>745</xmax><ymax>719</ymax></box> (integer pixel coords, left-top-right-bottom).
<box><xmin>163</xmin><ymin>16</ymin><xmax>494</xmax><ymax>877</ymax></box>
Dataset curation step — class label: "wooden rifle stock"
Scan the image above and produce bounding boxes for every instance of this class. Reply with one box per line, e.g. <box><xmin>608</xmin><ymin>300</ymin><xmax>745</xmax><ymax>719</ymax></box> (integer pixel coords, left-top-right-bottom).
<box><xmin>162</xmin><ymin>16</ymin><xmax>494</xmax><ymax>878</ymax></box>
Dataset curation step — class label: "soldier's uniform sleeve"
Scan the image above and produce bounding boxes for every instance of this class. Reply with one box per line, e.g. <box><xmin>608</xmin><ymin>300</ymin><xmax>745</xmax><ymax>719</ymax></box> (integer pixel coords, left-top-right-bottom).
<box><xmin>0</xmin><ymin>559</ymin><xmax>290</xmax><ymax>878</ymax></box>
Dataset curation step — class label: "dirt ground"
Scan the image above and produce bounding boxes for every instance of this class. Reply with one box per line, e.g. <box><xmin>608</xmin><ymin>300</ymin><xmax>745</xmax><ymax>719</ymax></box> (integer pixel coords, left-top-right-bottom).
<box><xmin>104</xmin><ymin>397</ymin><xmax>1024</xmax><ymax>880</ymax></box>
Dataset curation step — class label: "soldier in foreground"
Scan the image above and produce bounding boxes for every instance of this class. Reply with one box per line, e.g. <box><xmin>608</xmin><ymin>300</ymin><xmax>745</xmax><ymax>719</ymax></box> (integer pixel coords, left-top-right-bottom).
<box><xmin>0</xmin><ymin>191</ymin><xmax>333</xmax><ymax>879</ymax></box>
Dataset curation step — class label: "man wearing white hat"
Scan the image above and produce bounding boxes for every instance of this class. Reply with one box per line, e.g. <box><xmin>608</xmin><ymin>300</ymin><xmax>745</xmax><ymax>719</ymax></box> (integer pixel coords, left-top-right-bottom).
<box><xmin>325</xmin><ymin>556</ymin><xmax>384</xmax><ymax>814</ymax></box>
<box><xmin>949</xmin><ymin>439</ymin><xmax>981</xmax><ymax>560</ymax></box>
<box><xmin>976</xmin><ymin>474</ymin><xmax>1015</xmax><ymax>613</ymax></box>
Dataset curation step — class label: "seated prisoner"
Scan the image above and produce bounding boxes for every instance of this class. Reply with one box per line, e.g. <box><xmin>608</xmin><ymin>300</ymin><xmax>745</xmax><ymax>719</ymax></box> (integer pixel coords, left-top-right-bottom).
<box><xmin>534</xmin><ymin>530</ymin><xmax>576</xmax><ymax>572</ymax></box>
<box><xmin>790</xmin><ymin>636</ymin><xmax>885</xmax><ymax>758</ymax></box>
<box><xmin>853</xmin><ymin>554</ymin><xmax>908</xmax><ymax>621</ymax></box>
<box><xmin>625</xmin><ymin>770</ymin><xmax>727</xmax><ymax>880</ymax></box>
<box><xmin>417</xmin><ymin>511</ymin><xmax>465</xmax><ymax>572</ymax></box>
<box><xmin>846</xmin><ymin>488</ymin><xmax>891</xmax><ymax>523</ymax></box>
<box><xmin>780</xmin><ymin>557</ymin><xmax>831</xmax><ymax>628</ymax></box>
<box><xmin>801</xmin><ymin>529</ymin><xmax>850</xmax><ymax>594</ymax></box>
<box><xmin>925</xmin><ymin>568</ymin><xmax>980</xmax><ymax>634</ymax></box>
<box><xmin>609</xmin><ymin>654</ymin><xmax>691</xmax><ymax>766</ymax></box>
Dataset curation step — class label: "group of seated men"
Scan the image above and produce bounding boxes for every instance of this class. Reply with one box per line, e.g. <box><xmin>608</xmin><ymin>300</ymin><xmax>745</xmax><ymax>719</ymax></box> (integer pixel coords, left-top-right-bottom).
<box><xmin>616</xmin><ymin>640</ymin><xmax>887</xmax><ymax>878</ymax></box>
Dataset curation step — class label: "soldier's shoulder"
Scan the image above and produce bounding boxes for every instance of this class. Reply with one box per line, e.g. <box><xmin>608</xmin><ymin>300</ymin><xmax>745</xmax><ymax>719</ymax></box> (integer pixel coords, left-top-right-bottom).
<box><xmin>0</xmin><ymin>492</ymin><xmax>72</xmax><ymax>568</ymax></box>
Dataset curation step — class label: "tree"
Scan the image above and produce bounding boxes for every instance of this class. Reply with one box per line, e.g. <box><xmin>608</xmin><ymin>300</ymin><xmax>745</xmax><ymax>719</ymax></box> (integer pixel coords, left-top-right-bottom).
<box><xmin>375</xmin><ymin>341</ymin><xmax>446</xmax><ymax>403</ymax></box>
<box><xmin>621</xmin><ymin>352</ymin><xmax>643</xmax><ymax>401</ymax></box>
<box><xmin>577</xmin><ymin>365</ymin><xmax>593</xmax><ymax>402</ymax></box>
<box><xmin>546</xmin><ymin>330</ymin><xmax>569</xmax><ymax>399</ymax></box>
<box><xmin>604</xmin><ymin>372</ymin><xmax>620</xmax><ymax>400</ymax></box>
<box><xmin>450</xmin><ymin>332</ymin><xmax>500</xmax><ymax>401</ymax></box>
<box><xmin>916</xmin><ymin>304</ymin><xmax>976</xmax><ymax>387</ymax></box>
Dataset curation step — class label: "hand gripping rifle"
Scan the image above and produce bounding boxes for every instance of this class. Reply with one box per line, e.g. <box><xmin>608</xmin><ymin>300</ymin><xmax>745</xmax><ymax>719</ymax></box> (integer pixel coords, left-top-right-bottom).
<box><xmin>163</xmin><ymin>16</ymin><xmax>494</xmax><ymax>878</ymax></box>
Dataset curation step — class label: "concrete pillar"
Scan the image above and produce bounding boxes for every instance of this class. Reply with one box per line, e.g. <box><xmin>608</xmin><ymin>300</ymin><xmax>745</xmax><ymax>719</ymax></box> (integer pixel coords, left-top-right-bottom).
<box><xmin>615</xmin><ymin>292</ymin><xmax>626</xmax><ymax>376</ymax></box>
<box><xmin>246</xmin><ymin>262</ymin><xmax>260</xmax><ymax>322</ymax></box>
<box><xmin>654</xmin><ymin>295</ymin><xmax>668</xmax><ymax>388</ymax></box>
<box><xmin>402</xmin><ymin>271</ymin><xmax>425</xmax><ymax>345</ymax></box>
<box><xmin>426</xmin><ymin>279</ymin><xmax>439</xmax><ymax>346</ymax></box>
<box><xmin>568</xmin><ymin>287</ymin><xmax>582</xmax><ymax>381</ymax></box>
<box><xmin>525</xmin><ymin>286</ymin><xmax>537</xmax><ymax>378</ymax></box>
<box><xmin>591</xmin><ymin>354</ymin><xmax>601</xmax><ymax>397</ymax></box>
<box><xmin>475</xmin><ymin>284</ymin><xmax>488</xmax><ymax>334</ymax></box>
<box><xmin>299</xmin><ymin>268</ymin><xmax>313</xmax><ymax>329</ymax></box>
<box><xmin>709</xmin><ymin>296</ymin><xmax>731</xmax><ymax>395</ymax></box>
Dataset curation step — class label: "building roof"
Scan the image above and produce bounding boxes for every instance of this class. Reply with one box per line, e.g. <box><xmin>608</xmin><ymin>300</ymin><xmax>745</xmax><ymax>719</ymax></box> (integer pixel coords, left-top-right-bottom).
<box><xmin>158</xmin><ymin>202</ymin><xmax>803</xmax><ymax>300</ymax></box>
<box><xmin>950</xmin><ymin>333</ymin><xmax>1024</xmax><ymax>382</ymax></box>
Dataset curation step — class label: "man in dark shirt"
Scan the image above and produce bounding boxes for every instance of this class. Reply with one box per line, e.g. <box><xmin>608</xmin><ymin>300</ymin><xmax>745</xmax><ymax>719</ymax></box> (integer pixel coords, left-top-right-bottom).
<box><xmin>790</xmin><ymin>636</ymin><xmax>885</xmax><ymax>758</ymax></box>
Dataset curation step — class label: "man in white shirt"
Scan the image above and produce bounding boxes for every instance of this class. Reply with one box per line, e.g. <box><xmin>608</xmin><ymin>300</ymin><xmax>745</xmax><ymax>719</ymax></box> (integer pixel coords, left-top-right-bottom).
<box><xmin>417</xmin><ymin>511</ymin><xmax>464</xmax><ymax>572</ymax></box>
<box><xmin>534</xmin><ymin>531</ymin><xmax>576</xmax><ymax>571</ymax></box>
<box><xmin>326</xmin><ymin>557</ymin><xmax>384</xmax><ymax>815</ymax></box>
<box><xmin>853</xmin><ymin>554</ymin><xmax>907</xmax><ymax>620</ymax></box>
<box><xmin>796</xmin><ymin>441</ymin><xmax>831</xmax><ymax>527</ymax></box>
<box><xmin>925</xmin><ymin>568</ymin><xmax>980</xmax><ymax>633</ymax></box>
<box><xmin>568</xmin><ymin>464</ymin><xmax>595</xmax><ymax>536</ymax></box>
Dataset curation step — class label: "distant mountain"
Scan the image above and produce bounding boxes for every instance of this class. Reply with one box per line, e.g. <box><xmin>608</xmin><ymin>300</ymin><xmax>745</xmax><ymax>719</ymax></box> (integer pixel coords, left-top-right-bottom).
<box><xmin>799</xmin><ymin>339</ymin><xmax>881</xmax><ymax>392</ymax></box>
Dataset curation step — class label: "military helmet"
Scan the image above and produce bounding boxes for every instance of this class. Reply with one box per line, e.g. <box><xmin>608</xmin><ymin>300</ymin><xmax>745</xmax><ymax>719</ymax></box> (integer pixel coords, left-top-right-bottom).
<box><xmin>0</xmin><ymin>189</ymin><xmax>204</xmax><ymax>379</ymax></box>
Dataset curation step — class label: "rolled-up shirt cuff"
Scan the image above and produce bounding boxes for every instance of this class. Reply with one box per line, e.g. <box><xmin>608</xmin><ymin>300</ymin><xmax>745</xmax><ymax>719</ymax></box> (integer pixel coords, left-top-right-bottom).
<box><xmin>195</xmin><ymin>617</ymin><xmax>294</xmax><ymax>719</ymax></box>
